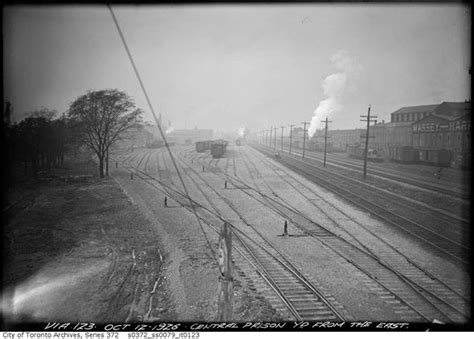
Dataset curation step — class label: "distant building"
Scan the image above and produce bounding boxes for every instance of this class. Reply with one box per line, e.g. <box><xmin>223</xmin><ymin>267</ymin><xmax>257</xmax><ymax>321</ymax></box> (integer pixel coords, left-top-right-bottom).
<box><xmin>326</xmin><ymin>129</ymin><xmax>363</xmax><ymax>151</ymax></box>
<box><xmin>369</xmin><ymin>122</ymin><xmax>413</xmax><ymax>156</ymax></box>
<box><xmin>167</xmin><ymin>127</ymin><xmax>213</xmax><ymax>144</ymax></box>
<box><xmin>412</xmin><ymin>102</ymin><xmax>471</xmax><ymax>167</ymax></box>
<box><xmin>390</xmin><ymin>104</ymin><xmax>438</xmax><ymax>123</ymax></box>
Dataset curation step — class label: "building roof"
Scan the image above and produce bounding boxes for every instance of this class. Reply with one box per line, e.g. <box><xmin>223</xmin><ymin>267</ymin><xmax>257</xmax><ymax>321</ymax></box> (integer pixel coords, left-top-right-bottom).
<box><xmin>377</xmin><ymin>122</ymin><xmax>414</xmax><ymax>128</ymax></box>
<box><xmin>390</xmin><ymin>104</ymin><xmax>439</xmax><ymax>115</ymax></box>
<box><xmin>435</xmin><ymin>101</ymin><xmax>471</xmax><ymax>117</ymax></box>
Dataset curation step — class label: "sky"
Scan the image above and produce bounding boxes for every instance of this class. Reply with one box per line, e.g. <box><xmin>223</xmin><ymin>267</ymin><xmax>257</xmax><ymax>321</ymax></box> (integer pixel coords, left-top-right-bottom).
<box><xmin>3</xmin><ymin>4</ymin><xmax>471</xmax><ymax>135</ymax></box>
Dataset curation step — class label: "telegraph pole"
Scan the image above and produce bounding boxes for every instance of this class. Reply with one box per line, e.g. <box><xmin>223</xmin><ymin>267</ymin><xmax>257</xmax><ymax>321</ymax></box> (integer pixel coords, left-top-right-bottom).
<box><xmin>360</xmin><ymin>105</ymin><xmax>377</xmax><ymax>179</ymax></box>
<box><xmin>280</xmin><ymin>126</ymin><xmax>284</xmax><ymax>152</ymax></box>
<box><xmin>321</xmin><ymin>117</ymin><xmax>332</xmax><ymax>167</ymax></box>
<box><xmin>288</xmin><ymin>124</ymin><xmax>294</xmax><ymax>155</ymax></box>
<box><xmin>217</xmin><ymin>222</ymin><xmax>233</xmax><ymax>321</ymax></box>
<box><xmin>274</xmin><ymin>127</ymin><xmax>277</xmax><ymax>150</ymax></box>
<box><xmin>269</xmin><ymin>127</ymin><xmax>272</xmax><ymax>148</ymax></box>
<box><xmin>301</xmin><ymin>122</ymin><xmax>309</xmax><ymax>159</ymax></box>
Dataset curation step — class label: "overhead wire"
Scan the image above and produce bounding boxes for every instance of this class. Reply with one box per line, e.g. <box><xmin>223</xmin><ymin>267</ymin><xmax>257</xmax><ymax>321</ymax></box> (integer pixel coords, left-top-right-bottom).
<box><xmin>107</xmin><ymin>4</ymin><xmax>218</xmax><ymax>263</ymax></box>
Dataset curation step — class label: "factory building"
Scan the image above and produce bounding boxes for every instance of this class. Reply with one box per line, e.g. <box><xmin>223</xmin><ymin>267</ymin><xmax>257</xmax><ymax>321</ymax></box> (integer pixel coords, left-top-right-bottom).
<box><xmin>325</xmin><ymin>129</ymin><xmax>363</xmax><ymax>151</ymax></box>
<box><xmin>390</xmin><ymin>104</ymin><xmax>438</xmax><ymax>123</ymax></box>
<box><xmin>359</xmin><ymin>101</ymin><xmax>470</xmax><ymax>167</ymax></box>
<box><xmin>412</xmin><ymin>102</ymin><xmax>471</xmax><ymax>168</ymax></box>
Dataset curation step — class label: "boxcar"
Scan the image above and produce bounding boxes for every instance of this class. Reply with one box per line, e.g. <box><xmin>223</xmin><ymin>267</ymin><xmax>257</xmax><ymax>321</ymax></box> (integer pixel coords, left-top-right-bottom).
<box><xmin>196</xmin><ymin>141</ymin><xmax>206</xmax><ymax>152</ymax></box>
<box><xmin>418</xmin><ymin>149</ymin><xmax>452</xmax><ymax>167</ymax></box>
<box><xmin>211</xmin><ymin>140</ymin><xmax>228</xmax><ymax>158</ymax></box>
<box><xmin>388</xmin><ymin>146</ymin><xmax>419</xmax><ymax>163</ymax></box>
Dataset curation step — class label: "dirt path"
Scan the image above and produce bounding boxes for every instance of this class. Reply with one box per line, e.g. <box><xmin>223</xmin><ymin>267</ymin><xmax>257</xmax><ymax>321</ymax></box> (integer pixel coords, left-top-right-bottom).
<box><xmin>2</xmin><ymin>176</ymin><xmax>173</xmax><ymax>325</ymax></box>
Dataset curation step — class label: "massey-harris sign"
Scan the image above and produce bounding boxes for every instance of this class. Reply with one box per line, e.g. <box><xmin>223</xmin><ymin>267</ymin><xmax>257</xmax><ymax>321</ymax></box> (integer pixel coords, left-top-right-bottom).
<box><xmin>413</xmin><ymin>116</ymin><xmax>471</xmax><ymax>133</ymax></box>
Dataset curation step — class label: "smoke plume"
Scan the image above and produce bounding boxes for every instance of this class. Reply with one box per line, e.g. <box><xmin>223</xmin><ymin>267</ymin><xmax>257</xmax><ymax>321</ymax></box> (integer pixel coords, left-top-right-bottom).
<box><xmin>238</xmin><ymin>127</ymin><xmax>247</xmax><ymax>138</ymax></box>
<box><xmin>165</xmin><ymin>126</ymin><xmax>174</xmax><ymax>134</ymax></box>
<box><xmin>308</xmin><ymin>51</ymin><xmax>360</xmax><ymax>138</ymax></box>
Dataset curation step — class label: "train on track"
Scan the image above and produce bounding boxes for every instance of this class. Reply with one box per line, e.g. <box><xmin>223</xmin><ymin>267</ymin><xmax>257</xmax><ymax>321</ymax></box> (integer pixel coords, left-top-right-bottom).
<box><xmin>195</xmin><ymin>139</ymin><xmax>228</xmax><ymax>158</ymax></box>
<box><xmin>210</xmin><ymin>140</ymin><xmax>228</xmax><ymax>158</ymax></box>
<box><xmin>146</xmin><ymin>140</ymin><xmax>164</xmax><ymax>148</ymax></box>
<box><xmin>347</xmin><ymin>144</ymin><xmax>384</xmax><ymax>162</ymax></box>
<box><xmin>195</xmin><ymin>140</ymin><xmax>212</xmax><ymax>152</ymax></box>
<box><xmin>387</xmin><ymin>145</ymin><xmax>452</xmax><ymax>167</ymax></box>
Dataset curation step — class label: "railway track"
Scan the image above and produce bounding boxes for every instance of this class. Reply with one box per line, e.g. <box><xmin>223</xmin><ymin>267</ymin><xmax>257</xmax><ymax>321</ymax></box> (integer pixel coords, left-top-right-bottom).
<box><xmin>114</xmin><ymin>147</ymin><xmax>470</xmax><ymax>322</ymax></box>
<box><xmin>246</xmin><ymin>147</ymin><xmax>469</xmax><ymax>296</ymax></box>
<box><xmin>278</xmin><ymin>145</ymin><xmax>469</xmax><ymax>201</ymax></box>
<box><xmin>251</xmin><ymin>144</ymin><xmax>470</xmax><ymax>266</ymax></box>
<box><xmin>113</xmin><ymin>151</ymin><xmax>347</xmax><ymax>321</ymax></box>
<box><xmin>184</xmin><ymin>146</ymin><xmax>470</xmax><ymax>323</ymax></box>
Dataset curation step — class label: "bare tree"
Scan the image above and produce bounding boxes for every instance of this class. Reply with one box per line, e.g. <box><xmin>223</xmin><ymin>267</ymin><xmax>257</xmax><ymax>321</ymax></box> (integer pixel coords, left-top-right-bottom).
<box><xmin>68</xmin><ymin>89</ymin><xmax>143</xmax><ymax>178</ymax></box>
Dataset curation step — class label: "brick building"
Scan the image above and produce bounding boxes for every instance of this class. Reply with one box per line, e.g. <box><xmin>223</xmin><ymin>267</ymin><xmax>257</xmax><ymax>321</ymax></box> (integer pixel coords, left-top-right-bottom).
<box><xmin>412</xmin><ymin>102</ymin><xmax>471</xmax><ymax>167</ymax></box>
<box><xmin>390</xmin><ymin>104</ymin><xmax>438</xmax><ymax>123</ymax></box>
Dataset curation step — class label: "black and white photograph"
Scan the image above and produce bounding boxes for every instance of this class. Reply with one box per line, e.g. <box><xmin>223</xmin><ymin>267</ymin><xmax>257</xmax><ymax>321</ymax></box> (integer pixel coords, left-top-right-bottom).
<box><xmin>1</xmin><ymin>2</ymin><xmax>471</xmax><ymax>331</ymax></box>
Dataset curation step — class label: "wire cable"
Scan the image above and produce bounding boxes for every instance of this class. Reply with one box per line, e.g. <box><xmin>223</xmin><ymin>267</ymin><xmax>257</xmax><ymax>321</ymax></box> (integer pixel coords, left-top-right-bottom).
<box><xmin>107</xmin><ymin>5</ymin><xmax>218</xmax><ymax>263</ymax></box>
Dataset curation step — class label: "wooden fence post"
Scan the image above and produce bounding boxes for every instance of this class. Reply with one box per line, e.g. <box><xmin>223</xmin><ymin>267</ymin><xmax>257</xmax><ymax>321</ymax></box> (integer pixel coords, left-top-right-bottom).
<box><xmin>217</xmin><ymin>222</ymin><xmax>233</xmax><ymax>321</ymax></box>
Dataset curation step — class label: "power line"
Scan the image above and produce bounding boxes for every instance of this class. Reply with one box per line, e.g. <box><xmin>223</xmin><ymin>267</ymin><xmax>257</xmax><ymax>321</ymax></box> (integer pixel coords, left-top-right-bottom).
<box><xmin>107</xmin><ymin>5</ymin><xmax>218</xmax><ymax>262</ymax></box>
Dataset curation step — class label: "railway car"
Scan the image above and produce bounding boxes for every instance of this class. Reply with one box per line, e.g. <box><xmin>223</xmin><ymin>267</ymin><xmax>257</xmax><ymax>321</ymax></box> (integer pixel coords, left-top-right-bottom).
<box><xmin>418</xmin><ymin>149</ymin><xmax>452</xmax><ymax>167</ymax></box>
<box><xmin>210</xmin><ymin>140</ymin><xmax>228</xmax><ymax>158</ymax></box>
<box><xmin>146</xmin><ymin>140</ymin><xmax>164</xmax><ymax>148</ymax></box>
<box><xmin>388</xmin><ymin>146</ymin><xmax>419</xmax><ymax>163</ymax></box>
<box><xmin>195</xmin><ymin>140</ymin><xmax>212</xmax><ymax>152</ymax></box>
<box><xmin>347</xmin><ymin>144</ymin><xmax>384</xmax><ymax>162</ymax></box>
<box><xmin>195</xmin><ymin>141</ymin><xmax>206</xmax><ymax>152</ymax></box>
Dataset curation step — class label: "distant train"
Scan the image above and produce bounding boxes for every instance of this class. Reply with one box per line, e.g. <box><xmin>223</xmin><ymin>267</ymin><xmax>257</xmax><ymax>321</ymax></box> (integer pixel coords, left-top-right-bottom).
<box><xmin>210</xmin><ymin>140</ymin><xmax>228</xmax><ymax>158</ymax></box>
<box><xmin>146</xmin><ymin>140</ymin><xmax>164</xmax><ymax>148</ymax></box>
<box><xmin>347</xmin><ymin>144</ymin><xmax>384</xmax><ymax>162</ymax></box>
<box><xmin>388</xmin><ymin>146</ymin><xmax>419</xmax><ymax>164</ymax></box>
<box><xmin>195</xmin><ymin>140</ymin><xmax>212</xmax><ymax>152</ymax></box>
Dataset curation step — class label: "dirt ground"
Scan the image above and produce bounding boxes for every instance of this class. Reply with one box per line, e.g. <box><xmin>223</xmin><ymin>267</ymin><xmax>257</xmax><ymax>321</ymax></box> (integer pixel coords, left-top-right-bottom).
<box><xmin>1</xmin><ymin>153</ymin><xmax>279</xmax><ymax>327</ymax></box>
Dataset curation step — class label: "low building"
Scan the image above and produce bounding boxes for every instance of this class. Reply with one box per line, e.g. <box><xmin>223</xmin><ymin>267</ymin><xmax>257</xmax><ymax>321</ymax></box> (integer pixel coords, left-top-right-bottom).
<box><xmin>166</xmin><ymin>127</ymin><xmax>213</xmax><ymax>145</ymax></box>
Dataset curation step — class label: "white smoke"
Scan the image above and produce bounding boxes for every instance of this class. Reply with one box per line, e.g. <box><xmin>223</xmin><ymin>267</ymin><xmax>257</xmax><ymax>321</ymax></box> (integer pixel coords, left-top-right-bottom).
<box><xmin>238</xmin><ymin>127</ymin><xmax>247</xmax><ymax>138</ymax></box>
<box><xmin>308</xmin><ymin>50</ymin><xmax>361</xmax><ymax>138</ymax></box>
<box><xmin>165</xmin><ymin>126</ymin><xmax>174</xmax><ymax>134</ymax></box>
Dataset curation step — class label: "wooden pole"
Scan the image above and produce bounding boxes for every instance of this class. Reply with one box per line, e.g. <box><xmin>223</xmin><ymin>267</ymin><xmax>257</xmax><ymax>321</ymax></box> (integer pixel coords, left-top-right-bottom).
<box><xmin>360</xmin><ymin>105</ymin><xmax>377</xmax><ymax>179</ymax></box>
<box><xmin>280</xmin><ymin>126</ymin><xmax>284</xmax><ymax>152</ymax></box>
<box><xmin>321</xmin><ymin>117</ymin><xmax>332</xmax><ymax>167</ymax></box>
<box><xmin>301</xmin><ymin>122</ymin><xmax>309</xmax><ymax>159</ymax></box>
<box><xmin>288</xmin><ymin>125</ymin><xmax>294</xmax><ymax>154</ymax></box>
<box><xmin>217</xmin><ymin>222</ymin><xmax>233</xmax><ymax>321</ymax></box>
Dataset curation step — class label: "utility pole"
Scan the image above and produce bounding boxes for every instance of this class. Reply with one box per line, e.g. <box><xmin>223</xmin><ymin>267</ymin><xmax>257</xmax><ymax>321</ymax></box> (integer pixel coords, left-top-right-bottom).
<box><xmin>288</xmin><ymin>124</ymin><xmax>294</xmax><ymax>155</ymax></box>
<box><xmin>280</xmin><ymin>126</ymin><xmax>284</xmax><ymax>152</ymax></box>
<box><xmin>321</xmin><ymin>117</ymin><xmax>332</xmax><ymax>167</ymax></box>
<box><xmin>274</xmin><ymin>127</ymin><xmax>277</xmax><ymax>150</ymax></box>
<box><xmin>217</xmin><ymin>222</ymin><xmax>233</xmax><ymax>321</ymax></box>
<box><xmin>269</xmin><ymin>127</ymin><xmax>272</xmax><ymax>148</ymax></box>
<box><xmin>301</xmin><ymin>122</ymin><xmax>309</xmax><ymax>159</ymax></box>
<box><xmin>360</xmin><ymin>105</ymin><xmax>377</xmax><ymax>179</ymax></box>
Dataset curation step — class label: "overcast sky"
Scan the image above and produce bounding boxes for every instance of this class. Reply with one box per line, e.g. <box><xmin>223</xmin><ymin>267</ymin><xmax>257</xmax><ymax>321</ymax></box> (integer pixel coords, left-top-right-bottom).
<box><xmin>3</xmin><ymin>4</ymin><xmax>471</xmax><ymax>134</ymax></box>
